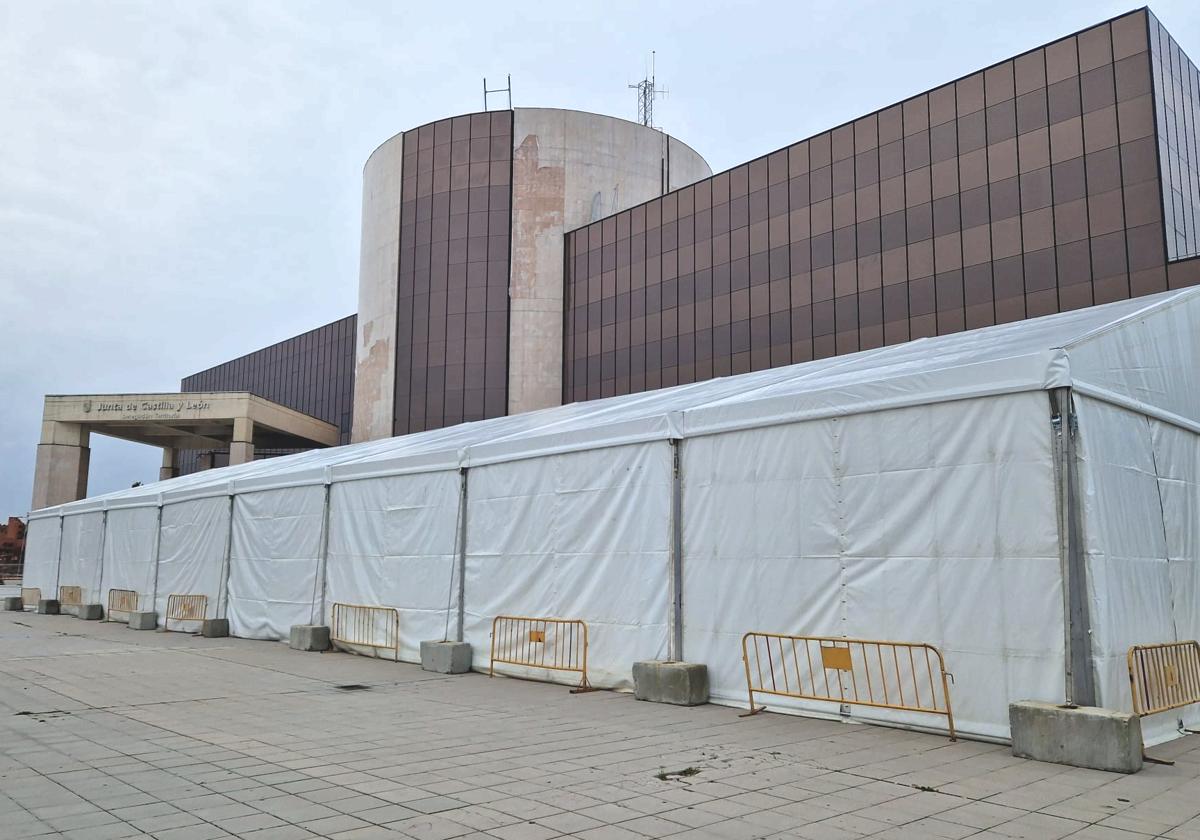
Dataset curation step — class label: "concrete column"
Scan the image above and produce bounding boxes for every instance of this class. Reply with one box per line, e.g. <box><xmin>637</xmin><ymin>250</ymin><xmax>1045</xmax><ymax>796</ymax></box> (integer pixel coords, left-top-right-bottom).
<box><xmin>229</xmin><ymin>418</ymin><xmax>254</xmax><ymax>466</ymax></box>
<box><xmin>159</xmin><ymin>448</ymin><xmax>178</xmax><ymax>481</ymax></box>
<box><xmin>31</xmin><ymin>422</ymin><xmax>90</xmax><ymax>509</ymax></box>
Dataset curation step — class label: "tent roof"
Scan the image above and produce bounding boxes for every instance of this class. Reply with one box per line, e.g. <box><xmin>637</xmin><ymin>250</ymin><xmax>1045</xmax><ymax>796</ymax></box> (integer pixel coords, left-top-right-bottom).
<box><xmin>35</xmin><ymin>287</ymin><xmax>1200</xmax><ymax>517</ymax></box>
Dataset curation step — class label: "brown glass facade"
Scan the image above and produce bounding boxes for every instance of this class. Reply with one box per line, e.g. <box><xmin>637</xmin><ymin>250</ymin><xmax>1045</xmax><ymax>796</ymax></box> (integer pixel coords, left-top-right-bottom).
<box><xmin>178</xmin><ymin>315</ymin><xmax>356</xmax><ymax>473</ymax></box>
<box><xmin>563</xmin><ymin>9</ymin><xmax>1200</xmax><ymax>403</ymax></box>
<box><xmin>1152</xmin><ymin>10</ymin><xmax>1200</xmax><ymax>260</ymax></box>
<box><xmin>394</xmin><ymin>110</ymin><xmax>513</xmax><ymax>435</ymax></box>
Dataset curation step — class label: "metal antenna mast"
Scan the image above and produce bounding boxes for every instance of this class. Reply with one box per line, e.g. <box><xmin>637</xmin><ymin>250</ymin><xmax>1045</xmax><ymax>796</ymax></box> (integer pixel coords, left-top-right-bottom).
<box><xmin>483</xmin><ymin>75</ymin><xmax>512</xmax><ymax>110</ymax></box>
<box><xmin>629</xmin><ymin>51</ymin><xmax>667</xmax><ymax>128</ymax></box>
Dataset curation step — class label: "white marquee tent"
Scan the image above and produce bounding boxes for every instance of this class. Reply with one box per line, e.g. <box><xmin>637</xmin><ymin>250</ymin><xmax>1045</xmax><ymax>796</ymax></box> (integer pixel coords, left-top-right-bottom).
<box><xmin>23</xmin><ymin>287</ymin><xmax>1200</xmax><ymax>742</ymax></box>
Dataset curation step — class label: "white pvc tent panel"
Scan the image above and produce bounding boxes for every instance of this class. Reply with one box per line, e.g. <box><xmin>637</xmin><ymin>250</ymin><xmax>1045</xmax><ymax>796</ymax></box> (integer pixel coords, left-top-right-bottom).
<box><xmin>21</xmin><ymin>516</ymin><xmax>60</xmax><ymax>599</ymax></box>
<box><xmin>464</xmin><ymin>443</ymin><xmax>673</xmax><ymax>689</ymax></box>
<box><xmin>228</xmin><ymin>486</ymin><xmax>327</xmax><ymax>640</ymax></box>
<box><xmin>58</xmin><ymin>511</ymin><xmax>105</xmax><ymax>605</ymax></box>
<box><xmin>325</xmin><ymin>471</ymin><xmax>461</xmax><ymax>660</ymax></box>
<box><xmin>682</xmin><ymin>391</ymin><xmax>1063</xmax><ymax>739</ymax></box>
<box><xmin>154</xmin><ymin>497</ymin><xmax>230</xmax><ymax>627</ymax></box>
<box><xmin>101</xmin><ymin>506</ymin><xmax>160</xmax><ymax>614</ymax></box>
<box><xmin>24</xmin><ymin>287</ymin><xmax>1200</xmax><ymax>741</ymax></box>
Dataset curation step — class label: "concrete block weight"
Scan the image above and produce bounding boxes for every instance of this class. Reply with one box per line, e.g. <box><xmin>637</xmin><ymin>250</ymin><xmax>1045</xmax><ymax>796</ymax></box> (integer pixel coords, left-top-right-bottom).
<box><xmin>633</xmin><ymin>661</ymin><xmax>709</xmax><ymax>706</ymax></box>
<box><xmin>421</xmin><ymin>640</ymin><xmax>472</xmax><ymax>674</ymax></box>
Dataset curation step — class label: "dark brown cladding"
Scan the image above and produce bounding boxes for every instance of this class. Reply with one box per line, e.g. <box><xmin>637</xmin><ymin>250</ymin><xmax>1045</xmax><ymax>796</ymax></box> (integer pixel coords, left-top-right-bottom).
<box><xmin>563</xmin><ymin>8</ymin><xmax>1199</xmax><ymax>403</ymax></box>
<box><xmin>178</xmin><ymin>315</ymin><xmax>356</xmax><ymax>474</ymax></box>
<box><xmin>393</xmin><ymin>110</ymin><xmax>513</xmax><ymax>436</ymax></box>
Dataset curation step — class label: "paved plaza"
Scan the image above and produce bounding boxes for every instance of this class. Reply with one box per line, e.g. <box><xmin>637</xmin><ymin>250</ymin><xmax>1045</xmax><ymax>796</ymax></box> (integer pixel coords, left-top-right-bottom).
<box><xmin>2</xmin><ymin>612</ymin><xmax>1199</xmax><ymax>840</ymax></box>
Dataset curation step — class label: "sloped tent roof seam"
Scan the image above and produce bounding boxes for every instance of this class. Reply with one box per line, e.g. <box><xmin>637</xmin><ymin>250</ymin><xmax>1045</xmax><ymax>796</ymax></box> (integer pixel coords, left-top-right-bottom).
<box><xmin>29</xmin><ymin>288</ymin><xmax>1200</xmax><ymax>520</ymax></box>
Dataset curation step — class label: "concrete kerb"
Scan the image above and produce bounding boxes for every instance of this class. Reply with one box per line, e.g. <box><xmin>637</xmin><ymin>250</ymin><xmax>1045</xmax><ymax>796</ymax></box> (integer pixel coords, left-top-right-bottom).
<box><xmin>1010</xmin><ymin>700</ymin><xmax>1144</xmax><ymax>773</ymax></box>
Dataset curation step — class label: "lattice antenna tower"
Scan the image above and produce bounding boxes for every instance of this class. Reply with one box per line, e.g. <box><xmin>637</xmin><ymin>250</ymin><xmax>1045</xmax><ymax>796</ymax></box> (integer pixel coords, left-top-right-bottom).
<box><xmin>629</xmin><ymin>51</ymin><xmax>667</xmax><ymax>128</ymax></box>
<box><xmin>484</xmin><ymin>75</ymin><xmax>512</xmax><ymax>110</ymax></box>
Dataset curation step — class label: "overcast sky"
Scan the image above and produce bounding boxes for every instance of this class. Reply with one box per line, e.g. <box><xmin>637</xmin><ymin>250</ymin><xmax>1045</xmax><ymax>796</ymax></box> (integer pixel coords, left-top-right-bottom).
<box><xmin>2</xmin><ymin>0</ymin><xmax>1196</xmax><ymax>516</ymax></box>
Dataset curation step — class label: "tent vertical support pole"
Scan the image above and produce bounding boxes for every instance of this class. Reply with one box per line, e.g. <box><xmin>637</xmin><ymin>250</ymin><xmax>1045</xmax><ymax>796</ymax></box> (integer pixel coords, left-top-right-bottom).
<box><xmin>314</xmin><ymin>483</ymin><xmax>333</xmax><ymax>626</ymax></box>
<box><xmin>150</xmin><ymin>505</ymin><xmax>164</xmax><ymax>615</ymax></box>
<box><xmin>53</xmin><ymin>514</ymin><xmax>65</xmax><ymax>597</ymax></box>
<box><xmin>670</xmin><ymin>438</ymin><xmax>684</xmax><ymax>662</ymax></box>
<box><xmin>455</xmin><ymin>467</ymin><xmax>469</xmax><ymax>644</ymax></box>
<box><xmin>218</xmin><ymin>495</ymin><xmax>235</xmax><ymax>620</ymax></box>
<box><xmin>95</xmin><ymin>509</ymin><xmax>108</xmax><ymax>606</ymax></box>
<box><xmin>1052</xmin><ymin>387</ymin><xmax>1096</xmax><ymax>707</ymax></box>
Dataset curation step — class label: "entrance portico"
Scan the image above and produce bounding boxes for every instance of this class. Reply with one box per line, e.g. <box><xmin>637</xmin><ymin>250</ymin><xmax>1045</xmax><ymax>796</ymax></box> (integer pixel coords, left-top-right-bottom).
<box><xmin>32</xmin><ymin>392</ymin><xmax>340</xmax><ymax>510</ymax></box>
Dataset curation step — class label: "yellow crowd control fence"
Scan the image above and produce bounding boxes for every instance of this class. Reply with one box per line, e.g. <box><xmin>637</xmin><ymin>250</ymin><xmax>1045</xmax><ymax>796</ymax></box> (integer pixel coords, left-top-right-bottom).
<box><xmin>1128</xmin><ymin>641</ymin><xmax>1200</xmax><ymax>718</ymax></box>
<box><xmin>164</xmin><ymin>594</ymin><xmax>208</xmax><ymax>632</ymax></box>
<box><xmin>106</xmin><ymin>589</ymin><xmax>139</xmax><ymax>622</ymax></box>
<box><xmin>742</xmin><ymin>632</ymin><xmax>956</xmax><ymax>740</ymax></box>
<box><xmin>58</xmin><ymin>585</ymin><xmax>83</xmax><ymax>607</ymax></box>
<box><xmin>21</xmin><ymin>588</ymin><xmax>40</xmax><ymax>610</ymax></box>
<box><xmin>489</xmin><ymin>615</ymin><xmax>594</xmax><ymax>692</ymax></box>
<box><xmin>330</xmin><ymin>603</ymin><xmax>400</xmax><ymax>661</ymax></box>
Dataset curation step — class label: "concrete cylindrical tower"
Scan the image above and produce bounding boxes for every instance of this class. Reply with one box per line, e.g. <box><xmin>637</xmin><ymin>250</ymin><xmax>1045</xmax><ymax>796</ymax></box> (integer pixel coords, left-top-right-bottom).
<box><xmin>353</xmin><ymin>108</ymin><xmax>710</xmax><ymax>443</ymax></box>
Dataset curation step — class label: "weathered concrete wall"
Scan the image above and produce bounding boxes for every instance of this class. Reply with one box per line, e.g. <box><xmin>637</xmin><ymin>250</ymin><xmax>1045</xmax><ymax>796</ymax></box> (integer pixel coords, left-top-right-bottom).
<box><xmin>508</xmin><ymin>109</ymin><xmax>710</xmax><ymax>416</ymax></box>
<box><xmin>351</xmin><ymin>132</ymin><xmax>404</xmax><ymax>443</ymax></box>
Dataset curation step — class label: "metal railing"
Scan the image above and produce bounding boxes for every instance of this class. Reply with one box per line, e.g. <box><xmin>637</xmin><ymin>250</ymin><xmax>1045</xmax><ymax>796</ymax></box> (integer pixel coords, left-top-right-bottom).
<box><xmin>1128</xmin><ymin>641</ymin><xmax>1200</xmax><ymax>718</ymax></box>
<box><xmin>21</xmin><ymin>587</ymin><xmax>40</xmax><ymax>610</ymax></box>
<box><xmin>58</xmin><ymin>585</ymin><xmax>83</xmax><ymax>607</ymax></box>
<box><xmin>489</xmin><ymin>615</ymin><xmax>594</xmax><ymax>692</ymax></box>
<box><xmin>164</xmin><ymin>594</ymin><xmax>208</xmax><ymax>632</ymax></box>
<box><xmin>330</xmin><ymin>603</ymin><xmax>400</xmax><ymax>661</ymax></box>
<box><xmin>106</xmin><ymin>589</ymin><xmax>139</xmax><ymax>623</ymax></box>
<box><xmin>741</xmin><ymin>632</ymin><xmax>956</xmax><ymax>740</ymax></box>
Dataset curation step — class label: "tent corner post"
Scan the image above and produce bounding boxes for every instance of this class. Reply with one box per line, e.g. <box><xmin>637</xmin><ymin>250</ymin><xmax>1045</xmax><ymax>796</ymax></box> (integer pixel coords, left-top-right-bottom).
<box><xmin>314</xmin><ymin>482</ymin><xmax>333</xmax><ymax>627</ymax></box>
<box><xmin>669</xmin><ymin>438</ymin><xmax>684</xmax><ymax>662</ymax></box>
<box><xmin>1051</xmin><ymin>387</ymin><xmax>1097</xmax><ymax>707</ymax></box>
<box><xmin>455</xmin><ymin>467</ymin><xmax>469</xmax><ymax>644</ymax></box>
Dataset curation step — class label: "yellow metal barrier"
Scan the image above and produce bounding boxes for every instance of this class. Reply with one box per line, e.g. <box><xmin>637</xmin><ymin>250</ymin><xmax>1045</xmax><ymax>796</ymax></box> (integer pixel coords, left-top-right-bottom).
<box><xmin>58</xmin><ymin>585</ymin><xmax>83</xmax><ymax>607</ymax></box>
<box><xmin>330</xmin><ymin>603</ymin><xmax>400</xmax><ymax>661</ymax></box>
<box><xmin>1128</xmin><ymin>641</ymin><xmax>1200</xmax><ymax>718</ymax></box>
<box><xmin>489</xmin><ymin>615</ymin><xmax>594</xmax><ymax>692</ymax></box>
<box><xmin>106</xmin><ymin>589</ymin><xmax>139</xmax><ymax>622</ymax></box>
<box><xmin>741</xmin><ymin>632</ymin><xmax>956</xmax><ymax>740</ymax></box>
<box><xmin>164</xmin><ymin>593</ymin><xmax>208</xmax><ymax>632</ymax></box>
<box><xmin>21</xmin><ymin>587</ymin><xmax>40</xmax><ymax>610</ymax></box>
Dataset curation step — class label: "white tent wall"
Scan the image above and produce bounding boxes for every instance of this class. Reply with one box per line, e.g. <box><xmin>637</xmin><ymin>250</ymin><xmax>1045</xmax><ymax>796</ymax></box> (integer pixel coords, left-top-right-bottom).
<box><xmin>1074</xmin><ymin>395</ymin><xmax>1200</xmax><ymax>744</ymax></box>
<box><xmin>228</xmin><ymin>487</ymin><xmax>327</xmax><ymax>641</ymax></box>
<box><xmin>682</xmin><ymin>391</ymin><xmax>1064</xmax><ymax>740</ymax></box>
<box><xmin>324</xmin><ymin>471</ymin><xmax>461</xmax><ymax>661</ymax></box>
<box><xmin>100</xmin><ymin>506</ymin><xmax>160</xmax><ymax>614</ymax></box>
<box><xmin>153</xmin><ymin>497</ymin><xmax>231</xmax><ymax>628</ymax></box>
<box><xmin>464</xmin><ymin>443</ymin><xmax>673</xmax><ymax>689</ymax></box>
<box><xmin>21</xmin><ymin>516</ymin><xmax>61</xmax><ymax>600</ymax></box>
<box><xmin>58</xmin><ymin>511</ymin><xmax>105</xmax><ymax>605</ymax></box>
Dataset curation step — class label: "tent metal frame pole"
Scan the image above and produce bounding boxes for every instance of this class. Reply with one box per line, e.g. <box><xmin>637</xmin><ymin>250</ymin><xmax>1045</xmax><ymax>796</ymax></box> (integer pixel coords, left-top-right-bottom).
<box><xmin>1051</xmin><ymin>387</ymin><xmax>1096</xmax><ymax>706</ymax></box>
<box><xmin>217</xmin><ymin>495</ymin><xmax>235</xmax><ymax>620</ymax></box>
<box><xmin>455</xmin><ymin>467</ymin><xmax>469</xmax><ymax>644</ymax></box>
<box><xmin>53</xmin><ymin>514</ymin><xmax>65</xmax><ymax>597</ymax></box>
<box><xmin>95</xmin><ymin>509</ymin><xmax>108</xmax><ymax>606</ymax></box>
<box><xmin>150</xmin><ymin>505</ymin><xmax>164</xmax><ymax>614</ymax></box>
<box><xmin>670</xmin><ymin>438</ymin><xmax>684</xmax><ymax>662</ymax></box>
<box><xmin>314</xmin><ymin>483</ymin><xmax>333</xmax><ymax>626</ymax></box>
